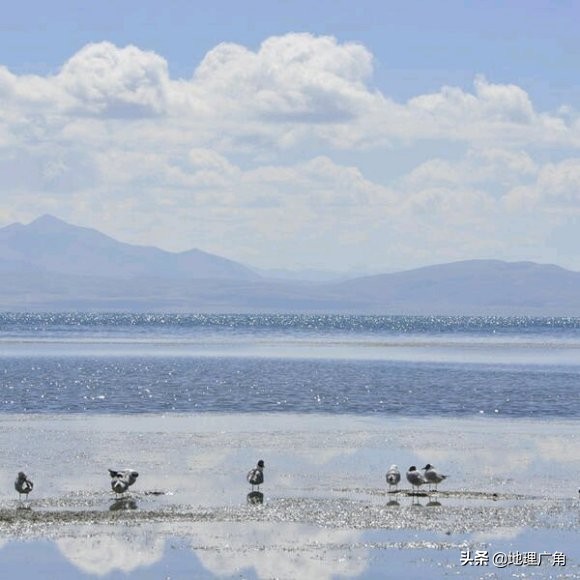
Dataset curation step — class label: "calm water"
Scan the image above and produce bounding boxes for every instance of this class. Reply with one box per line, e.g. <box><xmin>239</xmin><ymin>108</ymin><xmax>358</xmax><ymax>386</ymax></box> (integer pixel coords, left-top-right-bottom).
<box><xmin>1</xmin><ymin>313</ymin><xmax>579</xmax><ymax>417</ymax></box>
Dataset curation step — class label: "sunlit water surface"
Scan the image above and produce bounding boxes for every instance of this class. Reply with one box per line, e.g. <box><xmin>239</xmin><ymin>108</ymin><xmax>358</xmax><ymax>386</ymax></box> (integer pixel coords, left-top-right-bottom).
<box><xmin>1</xmin><ymin>313</ymin><xmax>580</xmax><ymax>417</ymax></box>
<box><xmin>1</xmin><ymin>314</ymin><xmax>579</xmax><ymax>578</ymax></box>
<box><xmin>0</xmin><ymin>414</ymin><xmax>579</xmax><ymax>578</ymax></box>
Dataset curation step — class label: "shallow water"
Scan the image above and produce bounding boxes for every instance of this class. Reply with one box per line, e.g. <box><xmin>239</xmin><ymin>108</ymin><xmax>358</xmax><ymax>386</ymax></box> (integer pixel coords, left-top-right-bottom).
<box><xmin>1</xmin><ymin>526</ymin><xmax>578</xmax><ymax>579</ymax></box>
<box><xmin>0</xmin><ymin>414</ymin><xmax>579</xmax><ymax>578</ymax></box>
<box><xmin>1</xmin><ymin>314</ymin><xmax>580</xmax><ymax>577</ymax></box>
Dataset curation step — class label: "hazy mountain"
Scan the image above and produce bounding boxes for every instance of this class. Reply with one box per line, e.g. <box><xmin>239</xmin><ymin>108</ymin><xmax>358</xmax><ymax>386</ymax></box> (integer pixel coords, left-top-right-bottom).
<box><xmin>254</xmin><ymin>267</ymin><xmax>351</xmax><ymax>282</ymax></box>
<box><xmin>0</xmin><ymin>215</ymin><xmax>258</xmax><ymax>280</ymax></box>
<box><xmin>254</xmin><ymin>265</ymin><xmax>386</xmax><ymax>282</ymax></box>
<box><xmin>2</xmin><ymin>216</ymin><xmax>580</xmax><ymax>314</ymax></box>
<box><xmin>335</xmin><ymin>259</ymin><xmax>580</xmax><ymax>314</ymax></box>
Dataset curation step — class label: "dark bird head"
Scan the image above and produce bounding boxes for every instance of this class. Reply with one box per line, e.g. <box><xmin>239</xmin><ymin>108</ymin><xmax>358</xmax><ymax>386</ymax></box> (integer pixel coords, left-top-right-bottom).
<box><xmin>257</xmin><ymin>460</ymin><xmax>265</xmax><ymax>468</ymax></box>
<box><xmin>17</xmin><ymin>472</ymin><xmax>27</xmax><ymax>480</ymax></box>
<box><xmin>423</xmin><ymin>464</ymin><xmax>433</xmax><ymax>470</ymax></box>
<box><xmin>408</xmin><ymin>466</ymin><xmax>417</xmax><ymax>472</ymax></box>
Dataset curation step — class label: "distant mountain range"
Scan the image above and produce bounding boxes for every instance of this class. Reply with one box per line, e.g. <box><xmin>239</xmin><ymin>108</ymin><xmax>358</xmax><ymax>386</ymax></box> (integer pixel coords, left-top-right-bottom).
<box><xmin>0</xmin><ymin>215</ymin><xmax>257</xmax><ymax>280</ymax></box>
<box><xmin>1</xmin><ymin>215</ymin><xmax>580</xmax><ymax>314</ymax></box>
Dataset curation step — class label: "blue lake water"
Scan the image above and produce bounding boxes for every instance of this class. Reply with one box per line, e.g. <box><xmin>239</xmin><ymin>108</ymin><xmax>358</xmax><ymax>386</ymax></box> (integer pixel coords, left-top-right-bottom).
<box><xmin>1</xmin><ymin>310</ymin><xmax>580</xmax><ymax>578</ymax></box>
<box><xmin>1</xmin><ymin>313</ymin><xmax>579</xmax><ymax>417</ymax></box>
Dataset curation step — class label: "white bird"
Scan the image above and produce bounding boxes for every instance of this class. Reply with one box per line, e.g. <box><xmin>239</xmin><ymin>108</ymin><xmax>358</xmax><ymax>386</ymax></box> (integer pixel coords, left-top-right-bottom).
<box><xmin>406</xmin><ymin>465</ymin><xmax>426</xmax><ymax>492</ymax></box>
<box><xmin>109</xmin><ymin>468</ymin><xmax>139</xmax><ymax>496</ymax></box>
<box><xmin>15</xmin><ymin>472</ymin><xmax>33</xmax><ymax>500</ymax></box>
<box><xmin>386</xmin><ymin>464</ymin><xmax>401</xmax><ymax>492</ymax></box>
<box><xmin>247</xmin><ymin>460</ymin><xmax>265</xmax><ymax>490</ymax></box>
<box><xmin>422</xmin><ymin>464</ymin><xmax>448</xmax><ymax>491</ymax></box>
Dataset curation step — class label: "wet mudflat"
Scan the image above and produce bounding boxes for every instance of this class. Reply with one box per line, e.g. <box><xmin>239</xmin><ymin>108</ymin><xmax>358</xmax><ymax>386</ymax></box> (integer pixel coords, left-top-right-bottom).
<box><xmin>0</xmin><ymin>413</ymin><xmax>579</xmax><ymax>578</ymax></box>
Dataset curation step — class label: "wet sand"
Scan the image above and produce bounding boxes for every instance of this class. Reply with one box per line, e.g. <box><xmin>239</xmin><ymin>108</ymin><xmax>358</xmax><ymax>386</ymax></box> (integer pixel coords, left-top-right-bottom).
<box><xmin>0</xmin><ymin>413</ymin><xmax>579</xmax><ymax>578</ymax></box>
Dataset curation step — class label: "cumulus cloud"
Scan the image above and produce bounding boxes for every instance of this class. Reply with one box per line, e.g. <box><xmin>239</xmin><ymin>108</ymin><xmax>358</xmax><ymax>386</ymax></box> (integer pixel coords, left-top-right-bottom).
<box><xmin>402</xmin><ymin>148</ymin><xmax>537</xmax><ymax>192</ymax></box>
<box><xmin>57</xmin><ymin>42</ymin><xmax>170</xmax><ymax>117</ymax></box>
<box><xmin>406</xmin><ymin>76</ymin><xmax>572</xmax><ymax>146</ymax></box>
<box><xmin>410</xmin><ymin>75</ymin><xmax>534</xmax><ymax>125</ymax></box>
<box><xmin>192</xmin><ymin>33</ymin><xmax>376</xmax><ymax>123</ymax></box>
<box><xmin>537</xmin><ymin>158</ymin><xmax>580</xmax><ymax>202</ymax></box>
<box><xmin>2</xmin><ymin>34</ymin><xmax>573</xmax><ymax>149</ymax></box>
<box><xmin>2</xmin><ymin>33</ymin><xmax>580</xmax><ymax>271</ymax></box>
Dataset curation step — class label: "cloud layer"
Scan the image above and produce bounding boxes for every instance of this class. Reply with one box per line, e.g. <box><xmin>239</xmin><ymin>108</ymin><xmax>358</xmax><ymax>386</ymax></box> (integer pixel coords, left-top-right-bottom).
<box><xmin>1</xmin><ymin>33</ymin><xmax>580</xmax><ymax>272</ymax></box>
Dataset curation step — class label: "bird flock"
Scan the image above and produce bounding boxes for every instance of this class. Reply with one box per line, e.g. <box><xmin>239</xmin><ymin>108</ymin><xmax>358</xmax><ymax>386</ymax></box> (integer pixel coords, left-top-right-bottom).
<box><xmin>13</xmin><ymin>460</ymin><xmax>447</xmax><ymax>503</ymax></box>
<box><xmin>12</xmin><ymin>461</ymin><xmax>268</xmax><ymax>503</ymax></box>
<box><xmin>386</xmin><ymin>464</ymin><xmax>448</xmax><ymax>493</ymax></box>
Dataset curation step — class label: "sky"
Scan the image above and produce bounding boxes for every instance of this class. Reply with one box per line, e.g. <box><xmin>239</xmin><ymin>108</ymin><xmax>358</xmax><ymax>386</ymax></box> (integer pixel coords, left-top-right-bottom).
<box><xmin>2</xmin><ymin>0</ymin><xmax>580</xmax><ymax>275</ymax></box>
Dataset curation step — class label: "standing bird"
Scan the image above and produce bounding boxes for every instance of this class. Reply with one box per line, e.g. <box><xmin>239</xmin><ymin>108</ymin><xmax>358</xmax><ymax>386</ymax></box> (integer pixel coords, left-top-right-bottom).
<box><xmin>110</xmin><ymin>475</ymin><xmax>129</xmax><ymax>496</ymax></box>
<box><xmin>15</xmin><ymin>472</ymin><xmax>33</xmax><ymax>500</ymax></box>
<box><xmin>386</xmin><ymin>464</ymin><xmax>401</xmax><ymax>492</ymax></box>
<box><xmin>247</xmin><ymin>460</ymin><xmax>265</xmax><ymax>490</ymax></box>
<box><xmin>109</xmin><ymin>468</ymin><xmax>139</xmax><ymax>496</ymax></box>
<box><xmin>422</xmin><ymin>464</ymin><xmax>448</xmax><ymax>491</ymax></box>
<box><xmin>406</xmin><ymin>465</ymin><xmax>426</xmax><ymax>493</ymax></box>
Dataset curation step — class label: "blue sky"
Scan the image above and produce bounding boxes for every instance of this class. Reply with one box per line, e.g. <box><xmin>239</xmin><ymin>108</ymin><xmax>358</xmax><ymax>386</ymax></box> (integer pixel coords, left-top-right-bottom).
<box><xmin>4</xmin><ymin>1</ymin><xmax>578</xmax><ymax>105</ymax></box>
<box><xmin>2</xmin><ymin>0</ymin><xmax>580</xmax><ymax>273</ymax></box>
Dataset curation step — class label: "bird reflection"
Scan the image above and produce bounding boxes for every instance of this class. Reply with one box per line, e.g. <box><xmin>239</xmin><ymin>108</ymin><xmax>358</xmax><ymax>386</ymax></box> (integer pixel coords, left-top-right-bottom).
<box><xmin>426</xmin><ymin>499</ymin><xmax>443</xmax><ymax>507</ymax></box>
<box><xmin>410</xmin><ymin>495</ymin><xmax>424</xmax><ymax>507</ymax></box>
<box><xmin>16</xmin><ymin>503</ymin><xmax>32</xmax><ymax>512</ymax></box>
<box><xmin>386</xmin><ymin>499</ymin><xmax>400</xmax><ymax>507</ymax></box>
<box><xmin>109</xmin><ymin>497</ymin><xmax>138</xmax><ymax>511</ymax></box>
<box><xmin>247</xmin><ymin>491</ymin><xmax>264</xmax><ymax>505</ymax></box>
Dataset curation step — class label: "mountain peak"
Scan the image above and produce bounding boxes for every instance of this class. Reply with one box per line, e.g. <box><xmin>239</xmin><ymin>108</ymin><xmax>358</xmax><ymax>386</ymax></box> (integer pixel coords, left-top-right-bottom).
<box><xmin>0</xmin><ymin>214</ymin><xmax>259</xmax><ymax>282</ymax></box>
<box><xmin>28</xmin><ymin>214</ymin><xmax>70</xmax><ymax>230</ymax></box>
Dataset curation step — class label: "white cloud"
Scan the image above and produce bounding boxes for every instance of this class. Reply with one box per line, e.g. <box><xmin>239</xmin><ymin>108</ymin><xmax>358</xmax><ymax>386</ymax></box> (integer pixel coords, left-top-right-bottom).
<box><xmin>3</xmin><ymin>35</ymin><xmax>573</xmax><ymax>153</ymax></box>
<box><xmin>406</xmin><ymin>76</ymin><xmax>573</xmax><ymax>147</ymax></box>
<box><xmin>193</xmin><ymin>33</ymin><xmax>376</xmax><ymax>123</ymax></box>
<box><xmin>402</xmin><ymin>148</ymin><xmax>537</xmax><ymax>192</ymax></box>
<box><xmin>537</xmin><ymin>158</ymin><xmax>580</xmax><ymax>203</ymax></box>
<box><xmin>502</xmin><ymin>157</ymin><xmax>580</xmax><ymax>211</ymax></box>
<box><xmin>2</xmin><ymin>34</ymin><xmax>580</xmax><ymax>270</ymax></box>
<box><xmin>58</xmin><ymin>42</ymin><xmax>170</xmax><ymax>117</ymax></box>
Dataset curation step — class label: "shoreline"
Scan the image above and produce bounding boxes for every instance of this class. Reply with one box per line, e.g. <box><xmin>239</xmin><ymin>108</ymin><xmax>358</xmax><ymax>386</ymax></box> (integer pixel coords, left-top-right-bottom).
<box><xmin>0</xmin><ymin>413</ymin><xmax>578</xmax><ymax>577</ymax></box>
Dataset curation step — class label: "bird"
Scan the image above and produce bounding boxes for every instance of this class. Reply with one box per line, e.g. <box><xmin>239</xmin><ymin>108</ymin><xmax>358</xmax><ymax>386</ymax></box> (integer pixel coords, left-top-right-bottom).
<box><xmin>247</xmin><ymin>460</ymin><xmax>265</xmax><ymax>490</ymax></box>
<box><xmin>406</xmin><ymin>465</ymin><xmax>426</xmax><ymax>492</ymax></box>
<box><xmin>109</xmin><ymin>468</ymin><xmax>139</xmax><ymax>486</ymax></box>
<box><xmin>111</xmin><ymin>476</ymin><xmax>129</xmax><ymax>496</ymax></box>
<box><xmin>422</xmin><ymin>464</ymin><xmax>448</xmax><ymax>491</ymax></box>
<box><xmin>15</xmin><ymin>472</ymin><xmax>33</xmax><ymax>500</ymax></box>
<box><xmin>108</xmin><ymin>468</ymin><xmax>139</xmax><ymax>496</ymax></box>
<box><xmin>386</xmin><ymin>464</ymin><xmax>401</xmax><ymax>492</ymax></box>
